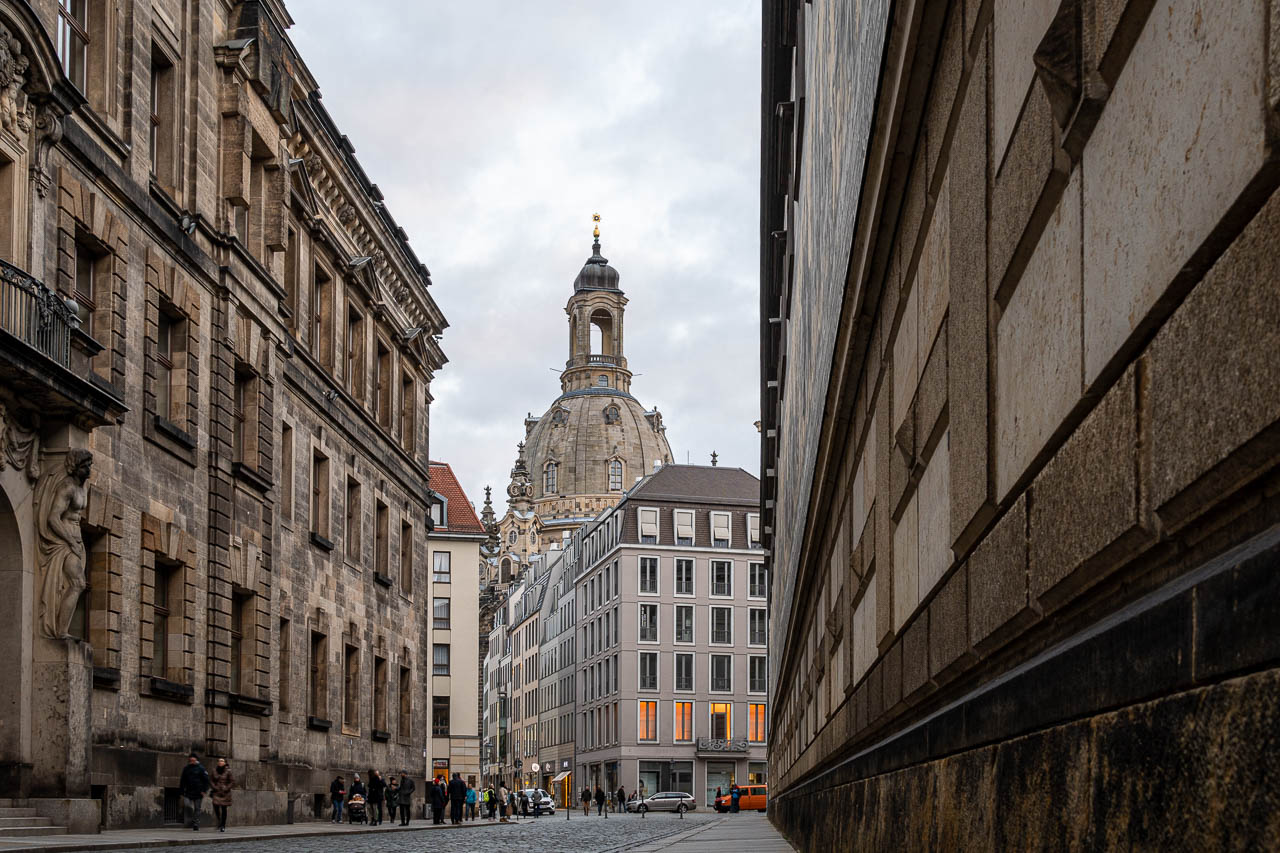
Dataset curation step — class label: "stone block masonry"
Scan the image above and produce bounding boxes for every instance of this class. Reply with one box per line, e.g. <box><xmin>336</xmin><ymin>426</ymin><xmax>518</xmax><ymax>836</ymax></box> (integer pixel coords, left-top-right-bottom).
<box><xmin>759</xmin><ymin>0</ymin><xmax>1280</xmax><ymax>846</ymax></box>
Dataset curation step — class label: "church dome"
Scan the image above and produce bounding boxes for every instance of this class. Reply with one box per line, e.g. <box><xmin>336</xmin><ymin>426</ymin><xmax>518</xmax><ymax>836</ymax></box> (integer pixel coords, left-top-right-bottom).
<box><xmin>573</xmin><ymin>239</ymin><xmax>621</xmax><ymax>291</ymax></box>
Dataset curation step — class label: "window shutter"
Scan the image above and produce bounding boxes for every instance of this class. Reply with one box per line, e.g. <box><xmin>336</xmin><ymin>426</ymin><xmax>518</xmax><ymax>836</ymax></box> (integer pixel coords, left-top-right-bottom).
<box><xmin>639</xmin><ymin>508</ymin><xmax>658</xmax><ymax>538</ymax></box>
<box><xmin>712</xmin><ymin>512</ymin><xmax>731</xmax><ymax>541</ymax></box>
<box><xmin>747</xmin><ymin>513</ymin><xmax>760</xmax><ymax>545</ymax></box>
<box><xmin>675</xmin><ymin>510</ymin><xmax>694</xmax><ymax>539</ymax></box>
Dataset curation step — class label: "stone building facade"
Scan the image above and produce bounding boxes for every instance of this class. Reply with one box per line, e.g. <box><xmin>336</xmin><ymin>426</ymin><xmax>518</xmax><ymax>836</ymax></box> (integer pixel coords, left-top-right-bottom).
<box><xmin>0</xmin><ymin>0</ymin><xmax>451</xmax><ymax>833</ymax></box>
<box><xmin>572</xmin><ymin>464</ymin><xmax>767</xmax><ymax>808</ymax></box>
<box><xmin>760</xmin><ymin>0</ymin><xmax>1280</xmax><ymax>849</ymax></box>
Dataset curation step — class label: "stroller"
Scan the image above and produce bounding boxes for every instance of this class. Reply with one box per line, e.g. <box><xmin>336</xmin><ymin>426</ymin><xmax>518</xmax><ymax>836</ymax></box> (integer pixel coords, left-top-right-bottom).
<box><xmin>346</xmin><ymin>794</ymin><xmax>368</xmax><ymax>824</ymax></box>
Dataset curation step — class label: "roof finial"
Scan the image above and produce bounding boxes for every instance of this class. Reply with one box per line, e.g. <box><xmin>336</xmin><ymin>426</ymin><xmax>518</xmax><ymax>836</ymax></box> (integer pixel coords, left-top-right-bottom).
<box><xmin>710</xmin><ymin>451</ymin><xmax>719</xmax><ymax>467</ymax></box>
<box><xmin>592</xmin><ymin>212</ymin><xmax>601</xmax><ymax>240</ymax></box>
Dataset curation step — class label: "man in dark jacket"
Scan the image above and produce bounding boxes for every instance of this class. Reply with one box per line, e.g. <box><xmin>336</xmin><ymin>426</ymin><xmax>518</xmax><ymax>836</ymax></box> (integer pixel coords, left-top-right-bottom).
<box><xmin>179</xmin><ymin>753</ymin><xmax>211</xmax><ymax>831</ymax></box>
<box><xmin>594</xmin><ymin>785</ymin><xmax>606</xmax><ymax>816</ymax></box>
<box><xmin>616</xmin><ymin>786</ymin><xmax>626</xmax><ymax>814</ymax></box>
<box><xmin>367</xmin><ymin>770</ymin><xmax>386</xmax><ymax>826</ymax></box>
<box><xmin>448</xmin><ymin>773</ymin><xmax>467</xmax><ymax>825</ymax></box>
<box><xmin>329</xmin><ymin>775</ymin><xmax>345</xmax><ymax>823</ymax></box>
<box><xmin>428</xmin><ymin>776</ymin><xmax>446</xmax><ymax>824</ymax></box>
<box><xmin>397</xmin><ymin>773</ymin><xmax>415</xmax><ymax>825</ymax></box>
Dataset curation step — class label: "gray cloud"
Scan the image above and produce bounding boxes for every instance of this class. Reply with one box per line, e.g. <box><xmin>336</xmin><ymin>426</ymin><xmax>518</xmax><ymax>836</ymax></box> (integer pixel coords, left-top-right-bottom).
<box><xmin>290</xmin><ymin>1</ymin><xmax>761</xmax><ymax>507</ymax></box>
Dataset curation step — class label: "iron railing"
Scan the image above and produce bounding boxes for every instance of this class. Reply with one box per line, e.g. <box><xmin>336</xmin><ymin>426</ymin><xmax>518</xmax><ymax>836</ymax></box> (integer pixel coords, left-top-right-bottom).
<box><xmin>0</xmin><ymin>259</ymin><xmax>78</xmax><ymax>369</ymax></box>
<box><xmin>586</xmin><ymin>354</ymin><xmax>619</xmax><ymax>365</ymax></box>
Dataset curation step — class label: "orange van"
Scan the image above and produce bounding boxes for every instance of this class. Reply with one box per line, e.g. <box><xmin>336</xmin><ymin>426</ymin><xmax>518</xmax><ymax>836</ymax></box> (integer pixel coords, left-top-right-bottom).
<box><xmin>714</xmin><ymin>784</ymin><xmax>767</xmax><ymax>812</ymax></box>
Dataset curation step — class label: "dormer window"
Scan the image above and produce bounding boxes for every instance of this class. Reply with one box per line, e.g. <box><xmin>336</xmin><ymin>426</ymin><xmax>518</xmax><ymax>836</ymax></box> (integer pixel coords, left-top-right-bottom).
<box><xmin>429</xmin><ymin>502</ymin><xmax>444</xmax><ymax>528</ymax></box>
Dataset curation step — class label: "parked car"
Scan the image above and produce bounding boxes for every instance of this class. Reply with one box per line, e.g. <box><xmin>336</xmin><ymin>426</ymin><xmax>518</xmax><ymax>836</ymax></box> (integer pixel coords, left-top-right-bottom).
<box><xmin>714</xmin><ymin>785</ymin><xmax>768</xmax><ymax>812</ymax></box>
<box><xmin>521</xmin><ymin>788</ymin><xmax>555</xmax><ymax>815</ymax></box>
<box><xmin>632</xmin><ymin>791</ymin><xmax>696</xmax><ymax>814</ymax></box>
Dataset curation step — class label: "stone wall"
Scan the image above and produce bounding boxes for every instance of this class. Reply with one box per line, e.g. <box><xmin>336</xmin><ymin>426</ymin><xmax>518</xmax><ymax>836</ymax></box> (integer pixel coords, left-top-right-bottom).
<box><xmin>760</xmin><ymin>0</ymin><xmax>1280</xmax><ymax>847</ymax></box>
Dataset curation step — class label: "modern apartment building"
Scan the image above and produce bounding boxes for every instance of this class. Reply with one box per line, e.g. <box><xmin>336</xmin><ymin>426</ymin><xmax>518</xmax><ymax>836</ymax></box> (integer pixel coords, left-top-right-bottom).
<box><xmin>574</xmin><ymin>464</ymin><xmax>767</xmax><ymax>807</ymax></box>
<box><xmin>536</xmin><ymin>545</ymin><xmax>578</xmax><ymax>803</ymax></box>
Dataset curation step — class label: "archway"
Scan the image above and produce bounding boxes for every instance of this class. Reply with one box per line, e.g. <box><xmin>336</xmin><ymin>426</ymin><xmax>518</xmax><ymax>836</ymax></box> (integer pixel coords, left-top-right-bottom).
<box><xmin>0</xmin><ymin>479</ymin><xmax>31</xmax><ymax>795</ymax></box>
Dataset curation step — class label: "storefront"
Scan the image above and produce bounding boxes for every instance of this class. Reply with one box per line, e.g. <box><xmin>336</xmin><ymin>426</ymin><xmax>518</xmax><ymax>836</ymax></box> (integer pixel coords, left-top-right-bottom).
<box><xmin>551</xmin><ymin>769</ymin><xmax>571</xmax><ymax>808</ymax></box>
<box><xmin>432</xmin><ymin>758</ymin><xmax>450</xmax><ymax>784</ymax></box>
<box><xmin>705</xmin><ymin>760</ymin><xmax>735</xmax><ymax>807</ymax></box>
<box><xmin>637</xmin><ymin>760</ymin><xmax>694</xmax><ymax>799</ymax></box>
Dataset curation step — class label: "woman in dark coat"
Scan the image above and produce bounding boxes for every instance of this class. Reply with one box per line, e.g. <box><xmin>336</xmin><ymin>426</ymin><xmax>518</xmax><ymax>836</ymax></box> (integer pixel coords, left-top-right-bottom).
<box><xmin>366</xmin><ymin>771</ymin><xmax>386</xmax><ymax>826</ymax></box>
<box><xmin>209</xmin><ymin>758</ymin><xmax>233</xmax><ymax>832</ymax></box>
<box><xmin>386</xmin><ymin>776</ymin><xmax>399</xmax><ymax>824</ymax></box>
<box><xmin>594</xmin><ymin>785</ymin><xmax>606</xmax><ymax>816</ymax></box>
<box><xmin>429</xmin><ymin>777</ymin><xmax>446</xmax><ymax>824</ymax></box>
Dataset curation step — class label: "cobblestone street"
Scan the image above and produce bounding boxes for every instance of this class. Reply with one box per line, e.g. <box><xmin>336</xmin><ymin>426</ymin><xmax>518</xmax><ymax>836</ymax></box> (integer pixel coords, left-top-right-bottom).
<box><xmin>113</xmin><ymin>811</ymin><xmax>722</xmax><ymax>853</ymax></box>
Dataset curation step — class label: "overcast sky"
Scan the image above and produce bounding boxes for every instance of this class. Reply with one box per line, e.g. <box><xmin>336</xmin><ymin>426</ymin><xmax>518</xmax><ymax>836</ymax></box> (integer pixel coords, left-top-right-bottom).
<box><xmin>290</xmin><ymin>2</ymin><xmax>761</xmax><ymax>509</ymax></box>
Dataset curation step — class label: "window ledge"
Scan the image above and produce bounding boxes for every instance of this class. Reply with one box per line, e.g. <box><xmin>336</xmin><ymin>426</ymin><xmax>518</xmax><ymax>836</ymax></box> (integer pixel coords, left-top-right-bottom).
<box><xmin>149</xmin><ymin>676</ymin><xmax>194</xmax><ymax>703</ymax></box>
<box><xmin>373</xmin><ymin>573</ymin><xmax>393</xmax><ymax>588</ymax></box>
<box><xmin>310</xmin><ymin>531</ymin><xmax>335</xmax><ymax>552</ymax></box>
<box><xmin>92</xmin><ymin>666</ymin><xmax>121</xmax><ymax>691</ymax></box>
<box><xmin>154</xmin><ymin>415</ymin><xmax>196</xmax><ymax>449</ymax></box>
<box><xmin>232</xmin><ymin>461</ymin><xmax>272</xmax><ymax>493</ymax></box>
<box><xmin>307</xmin><ymin>716</ymin><xmax>332</xmax><ymax>731</ymax></box>
<box><xmin>371</xmin><ymin>728</ymin><xmax>391</xmax><ymax>742</ymax></box>
<box><xmin>230</xmin><ymin>693</ymin><xmax>273</xmax><ymax>716</ymax></box>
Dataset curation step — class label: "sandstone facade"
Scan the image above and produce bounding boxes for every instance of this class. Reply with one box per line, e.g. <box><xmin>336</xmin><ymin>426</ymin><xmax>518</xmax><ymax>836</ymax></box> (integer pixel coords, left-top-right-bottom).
<box><xmin>0</xmin><ymin>0</ymin><xmax>463</xmax><ymax>831</ymax></box>
<box><xmin>760</xmin><ymin>0</ymin><xmax>1280</xmax><ymax>848</ymax></box>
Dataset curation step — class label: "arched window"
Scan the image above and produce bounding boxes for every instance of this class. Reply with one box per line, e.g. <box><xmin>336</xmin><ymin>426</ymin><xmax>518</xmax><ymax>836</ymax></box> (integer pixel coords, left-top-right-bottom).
<box><xmin>544</xmin><ymin>462</ymin><xmax>558</xmax><ymax>493</ymax></box>
<box><xmin>608</xmin><ymin>459</ymin><xmax>623</xmax><ymax>491</ymax></box>
<box><xmin>508</xmin><ymin>530</ymin><xmax>516</xmax><ymax>545</ymax></box>
<box><xmin>597</xmin><ymin>374</ymin><xmax>609</xmax><ymax>387</ymax></box>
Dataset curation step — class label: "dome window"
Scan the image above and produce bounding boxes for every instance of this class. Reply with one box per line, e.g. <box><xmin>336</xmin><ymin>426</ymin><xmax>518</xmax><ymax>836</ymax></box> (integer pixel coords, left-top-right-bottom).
<box><xmin>608</xmin><ymin>459</ymin><xmax>623</xmax><ymax>491</ymax></box>
<box><xmin>544</xmin><ymin>462</ymin><xmax>558</xmax><ymax>493</ymax></box>
<box><xmin>597</xmin><ymin>374</ymin><xmax>609</xmax><ymax>387</ymax></box>
<box><xmin>603</xmin><ymin>405</ymin><xmax>621</xmax><ymax>424</ymax></box>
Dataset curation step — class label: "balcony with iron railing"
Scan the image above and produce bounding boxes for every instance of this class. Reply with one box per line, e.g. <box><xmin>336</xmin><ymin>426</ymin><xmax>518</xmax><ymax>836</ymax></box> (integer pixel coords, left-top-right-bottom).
<box><xmin>0</xmin><ymin>259</ymin><xmax>126</xmax><ymax>428</ymax></box>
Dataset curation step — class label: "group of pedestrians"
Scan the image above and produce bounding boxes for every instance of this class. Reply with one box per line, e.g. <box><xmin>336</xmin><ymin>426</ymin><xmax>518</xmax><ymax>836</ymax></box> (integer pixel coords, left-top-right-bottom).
<box><xmin>329</xmin><ymin>770</ymin><xmax>415</xmax><ymax>825</ymax></box>
<box><xmin>579</xmin><ymin>785</ymin><xmax>627</xmax><ymax>815</ymax></box>
<box><xmin>425</xmin><ymin>773</ymin><xmax>473</xmax><ymax>825</ymax></box>
<box><xmin>176</xmin><ymin>753</ymin><xmax>233</xmax><ymax>832</ymax></box>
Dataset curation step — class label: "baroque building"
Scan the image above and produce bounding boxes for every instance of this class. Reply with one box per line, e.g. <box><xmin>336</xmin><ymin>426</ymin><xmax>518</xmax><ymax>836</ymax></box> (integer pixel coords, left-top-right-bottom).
<box><xmin>760</xmin><ymin>0</ymin><xmax>1280</xmax><ymax>849</ymax></box>
<box><xmin>0</xmin><ymin>0</ymin><xmax>463</xmax><ymax>834</ymax></box>
<box><xmin>494</xmin><ymin>224</ymin><xmax>674</xmax><ymax>569</ymax></box>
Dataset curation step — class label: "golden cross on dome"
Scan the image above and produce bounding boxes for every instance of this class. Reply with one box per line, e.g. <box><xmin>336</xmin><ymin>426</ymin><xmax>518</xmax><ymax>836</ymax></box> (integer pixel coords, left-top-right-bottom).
<box><xmin>592</xmin><ymin>213</ymin><xmax>601</xmax><ymax>239</ymax></box>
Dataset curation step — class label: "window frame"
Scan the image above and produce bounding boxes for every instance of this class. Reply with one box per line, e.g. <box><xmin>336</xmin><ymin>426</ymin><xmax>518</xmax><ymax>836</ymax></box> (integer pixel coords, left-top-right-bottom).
<box><xmin>674</xmin><ymin>603</ymin><xmax>694</xmax><ymax>645</ymax></box>
<box><xmin>673</xmin><ymin>700</ymin><xmax>694</xmax><ymax>743</ymax></box>
<box><xmin>748</xmin><ymin>607</ymin><xmax>768</xmax><ymax>647</ymax></box>
<box><xmin>674</xmin><ymin>651</ymin><xmax>694</xmax><ymax>693</ymax></box>
<box><xmin>674</xmin><ymin>509</ymin><xmax>695</xmax><ymax>546</ymax></box>
<box><xmin>748</xmin><ymin>654</ymin><xmax>768</xmax><ymax>695</ymax></box>
<box><xmin>674</xmin><ymin>557</ymin><xmax>695</xmax><ymax>597</ymax></box>
<box><xmin>710</xmin><ymin>511</ymin><xmax>732</xmax><ymax>548</ymax></box>
<box><xmin>710</xmin><ymin>605</ymin><xmax>734</xmax><ymax>646</ymax></box>
<box><xmin>710</xmin><ymin>653</ymin><xmax>733</xmax><ymax>694</ymax></box>
<box><xmin>638</xmin><ymin>555</ymin><xmax>660</xmax><ymax>596</ymax></box>
<box><xmin>710</xmin><ymin>559</ymin><xmax>734</xmax><ymax>598</ymax></box>
<box><xmin>638</xmin><ymin>602</ymin><xmax>658</xmax><ymax>644</ymax></box>
<box><xmin>709</xmin><ymin>701</ymin><xmax>733</xmax><ymax>740</ymax></box>
<box><xmin>637</xmin><ymin>650</ymin><xmax>658</xmax><ymax>692</ymax></box>
<box><xmin>637</xmin><ymin>699</ymin><xmax>658</xmax><ymax>743</ymax></box>
<box><xmin>748</xmin><ymin>703</ymin><xmax>767</xmax><ymax>743</ymax></box>
<box><xmin>748</xmin><ymin>561</ymin><xmax>767</xmax><ymax>599</ymax></box>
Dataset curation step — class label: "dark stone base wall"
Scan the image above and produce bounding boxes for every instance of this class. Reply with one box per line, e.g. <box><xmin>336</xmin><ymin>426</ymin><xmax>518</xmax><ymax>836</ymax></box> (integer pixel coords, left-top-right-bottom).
<box><xmin>771</xmin><ymin>668</ymin><xmax>1280</xmax><ymax>851</ymax></box>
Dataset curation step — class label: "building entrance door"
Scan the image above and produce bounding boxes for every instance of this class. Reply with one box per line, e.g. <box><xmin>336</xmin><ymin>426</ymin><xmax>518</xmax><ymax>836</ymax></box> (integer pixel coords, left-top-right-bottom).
<box><xmin>706</xmin><ymin>761</ymin><xmax>735</xmax><ymax>810</ymax></box>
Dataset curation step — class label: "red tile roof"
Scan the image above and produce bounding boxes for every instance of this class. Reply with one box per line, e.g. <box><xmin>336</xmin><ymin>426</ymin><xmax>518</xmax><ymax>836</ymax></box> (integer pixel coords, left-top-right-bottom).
<box><xmin>428</xmin><ymin>461</ymin><xmax>486</xmax><ymax>534</ymax></box>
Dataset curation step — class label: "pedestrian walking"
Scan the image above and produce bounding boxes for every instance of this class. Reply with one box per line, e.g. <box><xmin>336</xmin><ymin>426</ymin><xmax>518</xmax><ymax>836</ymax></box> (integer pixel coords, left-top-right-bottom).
<box><xmin>449</xmin><ymin>773</ymin><xmax>467</xmax><ymax>824</ymax></box>
<box><xmin>397</xmin><ymin>773</ymin><xmax>415</xmax><ymax>826</ymax></box>
<box><xmin>465</xmin><ymin>781</ymin><xmax>477</xmax><ymax>820</ymax></box>
<box><xmin>616</xmin><ymin>786</ymin><xmax>626</xmax><ymax>814</ymax></box>
<box><xmin>210</xmin><ymin>758</ymin><xmax>234</xmax><ymax>832</ymax></box>
<box><xmin>329</xmin><ymin>775</ymin><xmax>346</xmax><ymax>823</ymax></box>
<box><xmin>581</xmin><ymin>786</ymin><xmax>591</xmax><ymax>816</ymax></box>
<box><xmin>386</xmin><ymin>776</ymin><xmax>399</xmax><ymax>824</ymax></box>
<box><xmin>518</xmin><ymin>789</ymin><xmax>528</xmax><ymax>818</ymax></box>
<box><xmin>595</xmin><ymin>785</ymin><xmax>606</xmax><ymax>816</ymax></box>
<box><xmin>179</xmin><ymin>753</ymin><xmax>211</xmax><ymax>831</ymax></box>
<box><xmin>367</xmin><ymin>770</ymin><xmax>386</xmax><ymax>826</ymax></box>
<box><xmin>498</xmin><ymin>782</ymin><xmax>510</xmax><ymax>823</ymax></box>
<box><xmin>730</xmin><ymin>783</ymin><xmax>741</xmax><ymax>813</ymax></box>
<box><xmin>508</xmin><ymin>788</ymin><xmax>518</xmax><ymax>820</ymax></box>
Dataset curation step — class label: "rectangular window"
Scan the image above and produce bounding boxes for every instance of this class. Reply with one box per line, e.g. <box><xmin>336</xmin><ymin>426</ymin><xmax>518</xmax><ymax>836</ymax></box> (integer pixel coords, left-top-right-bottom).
<box><xmin>398</xmin><ymin>665</ymin><xmax>411</xmax><ymax>738</ymax></box>
<box><xmin>280</xmin><ymin>425</ymin><xmax>293</xmax><ymax>519</ymax></box>
<box><xmin>639</xmin><ymin>556</ymin><xmax>658</xmax><ymax>594</ymax></box>
<box><xmin>230</xmin><ymin>591</ymin><xmax>253</xmax><ymax>694</ymax></box>
<box><xmin>375</xmin><ymin>340</ymin><xmax>392</xmax><ymax>427</ymax></box>
<box><xmin>711</xmin><ymin>512</ymin><xmax>731</xmax><ymax>548</ymax></box>
<box><xmin>232</xmin><ymin>367</ymin><xmax>258</xmax><ymax>465</ymax></box>
<box><xmin>373</xmin><ymin>655</ymin><xmax>388</xmax><ymax>731</ymax></box>
<box><xmin>309</xmin><ymin>632</ymin><xmax>327</xmax><ymax>719</ymax></box>
<box><xmin>312</xmin><ymin>264</ymin><xmax>333</xmax><ymax>368</ymax></box>
<box><xmin>285</xmin><ymin>226</ymin><xmax>300</xmax><ymax>327</ymax></box>
<box><xmin>711</xmin><ymin>654</ymin><xmax>732</xmax><ymax>693</ymax></box>
<box><xmin>749</xmin><ymin>655</ymin><xmax>767</xmax><ymax>694</ymax></box>
<box><xmin>433</xmin><ymin>551</ymin><xmax>451</xmax><ymax>583</ymax></box>
<box><xmin>311</xmin><ymin>451</ymin><xmax>330</xmax><ymax>538</ymax></box>
<box><xmin>710</xmin><ymin>701</ymin><xmax>732</xmax><ymax>739</ymax></box>
<box><xmin>675</xmin><ymin>604</ymin><xmax>694</xmax><ymax>644</ymax></box>
<box><xmin>638</xmin><ymin>603</ymin><xmax>658</xmax><ymax>643</ymax></box>
<box><xmin>674</xmin><ymin>701</ymin><xmax>693</xmax><ymax>742</ymax></box>
<box><xmin>711</xmin><ymin>606</ymin><xmax>733</xmax><ymax>645</ymax></box>
<box><xmin>433</xmin><ymin>597</ymin><xmax>450</xmax><ymax>630</ymax></box>
<box><xmin>638</xmin><ymin>651</ymin><xmax>658</xmax><ymax>691</ymax></box>
<box><xmin>73</xmin><ymin>240</ymin><xmax>99</xmax><ymax>338</ymax></box>
<box><xmin>345</xmin><ymin>478</ymin><xmax>361</xmax><ymax>561</ymax></box>
<box><xmin>57</xmin><ymin>0</ymin><xmax>89</xmax><ymax>92</ymax></box>
<box><xmin>151</xmin><ymin>561</ymin><xmax>178</xmax><ymax>678</ymax></box>
<box><xmin>400</xmin><ymin>521</ymin><xmax>413</xmax><ymax>590</ymax></box>
<box><xmin>346</xmin><ymin>303</ymin><xmax>365</xmax><ymax>400</ymax></box>
<box><xmin>675</xmin><ymin>558</ymin><xmax>694</xmax><ymax>596</ymax></box>
<box><xmin>675</xmin><ymin>652</ymin><xmax>694</xmax><ymax>692</ymax></box>
<box><xmin>638</xmin><ymin>700</ymin><xmax>658</xmax><ymax>742</ymax></box>
<box><xmin>374</xmin><ymin>500</ymin><xmax>389</xmax><ymax>577</ymax></box>
<box><xmin>432</xmin><ymin>695</ymin><xmax>450</xmax><ymax>737</ymax></box>
<box><xmin>749</xmin><ymin>608</ymin><xmax>767</xmax><ymax>646</ymax></box>
<box><xmin>278</xmin><ymin>619</ymin><xmax>291</xmax><ymax>713</ymax></box>
<box><xmin>748</xmin><ymin>703</ymin><xmax>767</xmax><ymax>743</ymax></box>
<box><xmin>674</xmin><ymin>509</ymin><xmax>695</xmax><ymax>545</ymax></box>
<box><xmin>433</xmin><ymin>643</ymin><xmax>450</xmax><ymax>676</ymax></box>
<box><xmin>401</xmin><ymin>372</ymin><xmax>416</xmax><ymax>451</ymax></box>
<box><xmin>749</xmin><ymin>562</ymin><xmax>767</xmax><ymax>598</ymax></box>
<box><xmin>343</xmin><ymin>644</ymin><xmax>360</xmax><ymax>730</ymax></box>
<box><xmin>638</xmin><ymin>507</ymin><xmax>658</xmax><ymax>544</ymax></box>
<box><xmin>156</xmin><ymin>310</ymin><xmax>174</xmax><ymax>421</ymax></box>
<box><xmin>711</xmin><ymin>560</ymin><xmax>733</xmax><ymax>597</ymax></box>
<box><xmin>149</xmin><ymin>46</ymin><xmax>176</xmax><ymax>190</ymax></box>
<box><xmin>747</xmin><ymin>514</ymin><xmax>761</xmax><ymax>549</ymax></box>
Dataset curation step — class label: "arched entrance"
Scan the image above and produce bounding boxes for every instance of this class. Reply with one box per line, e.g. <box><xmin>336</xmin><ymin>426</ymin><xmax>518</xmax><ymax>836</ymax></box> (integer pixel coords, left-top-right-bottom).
<box><xmin>0</xmin><ymin>477</ymin><xmax>32</xmax><ymax>796</ymax></box>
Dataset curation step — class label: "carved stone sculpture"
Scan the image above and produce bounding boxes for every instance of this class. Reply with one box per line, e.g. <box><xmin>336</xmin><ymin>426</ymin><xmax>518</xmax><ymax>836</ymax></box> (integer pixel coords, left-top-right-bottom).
<box><xmin>0</xmin><ymin>403</ymin><xmax>42</xmax><ymax>481</ymax></box>
<box><xmin>35</xmin><ymin>449</ymin><xmax>92</xmax><ymax>639</ymax></box>
<box><xmin>0</xmin><ymin>23</ymin><xmax>30</xmax><ymax>134</ymax></box>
